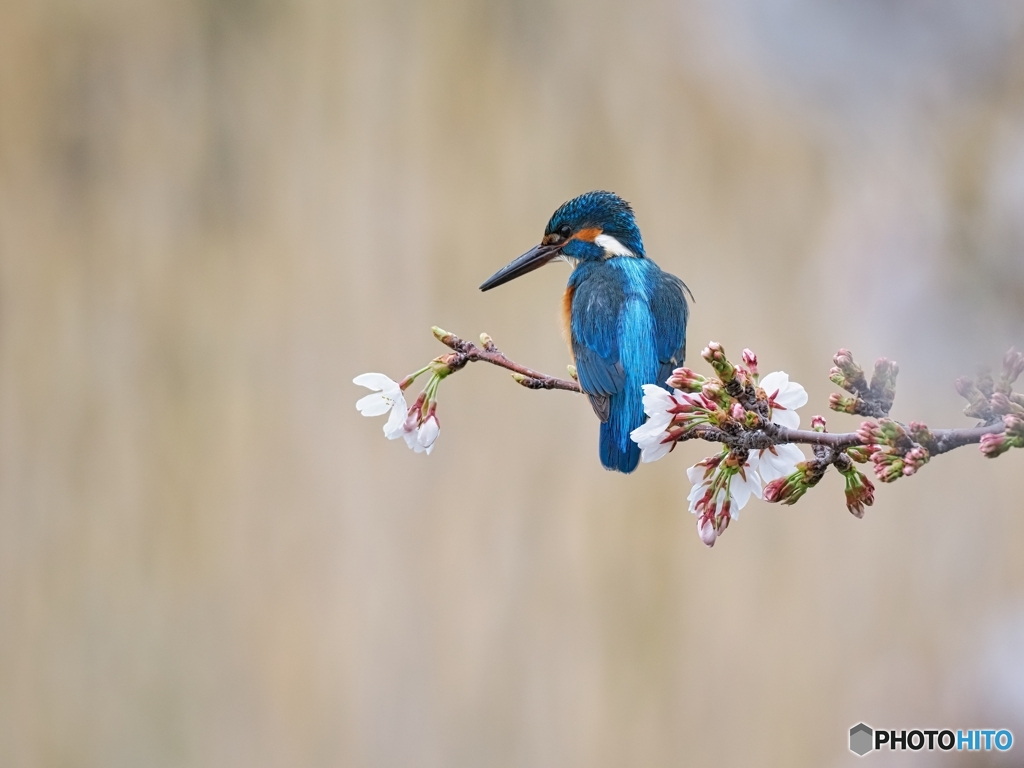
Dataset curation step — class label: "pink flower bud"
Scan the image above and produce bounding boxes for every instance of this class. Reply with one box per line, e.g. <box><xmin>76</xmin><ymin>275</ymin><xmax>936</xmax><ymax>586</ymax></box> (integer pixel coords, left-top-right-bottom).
<box><xmin>845</xmin><ymin>446</ymin><xmax>874</xmax><ymax>463</ymax></box>
<box><xmin>832</xmin><ymin>349</ymin><xmax>868</xmax><ymax>392</ymax></box>
<box><xmin>730</xmin><ymin>403</ymin><xmax>746</xmax><ymax>422</ymax></box>
<box><xmin>763</xmin><ymin>477</ymin><xmax>787</xmax><ymax>503</ymax></box>
<box><xmin>954</xmin><ymin>376</ymin><xmax>976</xmax><ymax>399</ymax></box>
<box><xmin>990</xmin><ymin>392</ymin><xmax>1015</xmax><ymax>415</ymax></box>
<box><xmin>871</xmin><ymin>450</ymin><xmax>905</xmax><ymax>483</ymax></box>
<box><xmin>1005</xmin><ymin>414</ymin><xmax>1024</xmax><ymax>440</ymax></box>
<box><xmin>1002</xmin><ymin>347</ymin><xmax>1024</xmax><ymax>386</ymax></box>
<box><xmin>698</xmin><ymin>516</ymin><xmax>717</xmax><ymax>547</ymax></box>
<box><xmin>833</xmin><ymin>349</ymin><xmax>854</xmax><ymax>369</ymax></box>
<box><xmin>901</xmin><ymin>446</ymin><xmax>929</xmax><ymax>475</ymax></box>
<box><xmin>741</xmin><ymin>349</ymin><xmax>758</xmax><ymax>376</ymax></box>
<box><xmin>701</xmin><ymin>381</ymin><xmax>728</xmax><ymax>407</ymax></box>
<box><xmin>829</xmin><ymin>393</ymin><xmax>859</xmax><ymax>414</ymax></box>
<box><xmin>980</xmin><ymin>432</ymin><xmax>1010</xmax><ymax>458</ymax></box>
<box><xmin>856</xmin><ymin>421</ymin><xmax>880</xmax><ymax>444</ymax></box>
<box><xmin>701</xmin><ymin>342</ymin><xmax>736</xmax><ymax>383</ymax></box>
<box><xmin>667</xmin><ymin>367</ymin><xmax>706</xmax><ymax>393</ymax></box>
<box><xmin>811</xmin><ymin>415</ymin><xmax>827</xmax><ymax>432</ymax></box>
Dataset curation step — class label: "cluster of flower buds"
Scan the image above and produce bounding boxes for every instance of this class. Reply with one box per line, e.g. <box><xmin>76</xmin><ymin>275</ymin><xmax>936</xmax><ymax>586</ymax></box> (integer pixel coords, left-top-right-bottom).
<box><xmin>688</xmin><ymin>450</ymin><xmax>768</xmax><ymax>548</ymax></box>
<box><xmin>1001</xmin><ymin>347</ymin><xmax>1024</xmax><ymax>392</ymax></box>
<box><xmin>689</xmin><ymin>454</ymin><xmax>729</xmax><ymax>546</ymax></box>
<box><xmin>828</xmin><ymin>349</ymin><xmax>898</xmax><ymax>418</ymax></box>
<box><xmin>354</xmin><ymin>349</ymin><xmax>457</xmax><ymax>455</ymax></box>
<box><xmin>701</xmin><ymin>341</ymin><xmax>740</xmax><ymax>386</ymax></box>
<box><xmin>837</xmin><ymin>463</ymin><xmax>875</xmax><ymax>518</ymax></box>
<box><xmin>854</xmin><ymin>418</ymin><xmax>930</xmax><ymax>483</ymax></box>
<box><xmin>762</xmin><ymin>460</ymin><xmax>828</xmax><ymax>505</ymax></box>
<box><xmin>949</xmin><ymin>347</ymin><xmax>1024</xmax><ymax>458</ymax></box>
<box><xmin>955</xmin><ymin>348</ymin><xmax>1024</xmax><ymax>424</ymax></box>
<box><xmin>980</xmin><ymin>414</ymin><xmax>1024</xmax><ymax>458</ymax></box>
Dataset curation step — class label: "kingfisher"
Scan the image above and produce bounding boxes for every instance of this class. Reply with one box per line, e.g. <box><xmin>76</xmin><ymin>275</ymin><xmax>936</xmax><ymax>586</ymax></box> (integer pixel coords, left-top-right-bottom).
<box><xmin>480</xmin><ymin>191</ymin><xmax>690</xmax><ymax>473</ymax></box>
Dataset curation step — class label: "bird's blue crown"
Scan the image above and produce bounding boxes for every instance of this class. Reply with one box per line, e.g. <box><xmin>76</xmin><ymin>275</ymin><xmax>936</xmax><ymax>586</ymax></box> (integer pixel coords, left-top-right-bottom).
<box><xmin>546</xmin><ymin>191</ymin><xmax>645</xmax><ymax>260</ymax></box>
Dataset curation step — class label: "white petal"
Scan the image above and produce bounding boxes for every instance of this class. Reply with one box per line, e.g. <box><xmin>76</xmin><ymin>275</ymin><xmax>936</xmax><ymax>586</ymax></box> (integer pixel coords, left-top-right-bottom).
<box><xmin>629</xmin><ymin>421</ymin><xmax>656</xmax><ymax>444</ymax></box>
<box><xmin>355</xmin><ymin>392</ymin><xmax>391</xmax><ymax>417</ymax></box>
<box><xmin>771</xmin><ymin>408</ymin><xmax>801</xmax><ymax>430</ymax></box>
<box><xmin>775</xmin><ymin>443</ymin><xmax>805</xmax><ymax>466</ymax></box>
<box><xmin>687</xmin><ymin>463</ymin><xmax>707</xmax><ymax>485</ymax></box>
<box><xmin>759</xmin><ymin>371</ymin><xmax>788</xmax><ymax>395</ymax></box>
<box><xmin>731</xmin><ymin>476</ymin><xmax>752</xmax><ymax>510</ymax></box>
<box><xmin>418</xmin><ymin>417</ymin><xmax>439</xmax><ymax>448</ymax></box>
<box><xmin>640</xmin><ymin>440</ymin><xmax>672</xmax><ymax>463</ymax></box>
<box><xmin>640</xmin><ymin>385</ymin><xmax>674</xmax><ymax>417</ymax></box>
<box><xmin>383</xmin><ymin>394</ymin><xmax>410</xmax><ymax>439</ymax></box>
<box><xmin>353</xmin><ymin>373</ymin><xmax>398</xmax><ymax>392</ymax></box>
<box><xmin>402</xmin><ymin>428</ymin><xmax>422</xmax><ymax>451</ymax></box>
<box><xmin>630</xmin><ymin>415</ymin><xmax>671</xmax><ymax>447</ymax></box>
<box><xmin>687</xmin><ymin>479</ymin><xmax>709</xmax><ymax>513</ymax></box>
<box><xmin>758</xmin><ymin>444</ymin><xmax>804</xmax><ymax>483</ymax></box>
<box><xmin>775</xmin><ymin>380</ymin><xmax>808</xmax><ymax>411</ymax></box>
<box><xmin>744</xmin><ymin>450</ymin><xmax>760</xmax><ymax>475</ymax></box>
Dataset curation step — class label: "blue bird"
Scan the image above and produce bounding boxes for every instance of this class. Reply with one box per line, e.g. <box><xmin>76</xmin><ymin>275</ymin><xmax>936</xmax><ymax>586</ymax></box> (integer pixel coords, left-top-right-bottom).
<box><xmin>480</xmin><ymin>191</ymin><xmax>690</xmax><ymax>473</ymax></box>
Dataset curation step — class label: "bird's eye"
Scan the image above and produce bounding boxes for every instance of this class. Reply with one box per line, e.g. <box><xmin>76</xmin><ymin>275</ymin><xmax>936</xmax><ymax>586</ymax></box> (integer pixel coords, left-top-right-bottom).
<box><xmin>558</xmin><ymin>225</ymin><xmax>572</xmax><ymax>238</ymax></box>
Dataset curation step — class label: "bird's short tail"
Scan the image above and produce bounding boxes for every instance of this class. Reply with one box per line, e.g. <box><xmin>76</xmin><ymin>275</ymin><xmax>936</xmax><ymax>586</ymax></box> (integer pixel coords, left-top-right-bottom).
<box><xmin>599</xmin><ymin>389</ymin><xmax>643</xmax><ymax>474</ymax></box>
<box><xmin>599</xmin><ymin>421</ymin><xmax>641</xmax><ymax>473</ymax></box>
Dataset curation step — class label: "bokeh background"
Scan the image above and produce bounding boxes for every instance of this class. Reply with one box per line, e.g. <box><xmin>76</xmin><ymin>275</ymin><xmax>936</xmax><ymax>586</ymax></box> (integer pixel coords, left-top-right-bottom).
<box><xmin>2</xmin><ymin>1</ymin><xmax>1024</xmax><ymax>766</ymax></box>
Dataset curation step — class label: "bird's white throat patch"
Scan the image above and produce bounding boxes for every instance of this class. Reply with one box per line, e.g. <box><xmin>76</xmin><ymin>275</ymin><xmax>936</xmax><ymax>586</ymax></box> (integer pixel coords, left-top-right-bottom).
<box><xmin>594</xmin><ymin>234</ymin><xmax>634</xmax><ymax>258</ymax></box>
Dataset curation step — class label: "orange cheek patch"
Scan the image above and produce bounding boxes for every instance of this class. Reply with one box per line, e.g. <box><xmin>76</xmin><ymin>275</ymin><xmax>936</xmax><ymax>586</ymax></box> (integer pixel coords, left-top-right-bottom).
<box><xmin>573</xmin><ymin>227</ymin><xmax>602</xmax><ymax>242</ymax></box>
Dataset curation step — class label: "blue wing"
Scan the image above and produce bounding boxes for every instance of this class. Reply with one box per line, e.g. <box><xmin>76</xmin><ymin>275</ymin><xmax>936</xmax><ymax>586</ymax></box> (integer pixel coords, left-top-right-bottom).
<box><xmin>568</xmin><ymin>264</ymin><xmax>626</xmax><ymax>421</ymax></box>
<box><xmin>651</xmin><ymin>270</ymin><xmax>690</xmax><ymax>386</ymax></box>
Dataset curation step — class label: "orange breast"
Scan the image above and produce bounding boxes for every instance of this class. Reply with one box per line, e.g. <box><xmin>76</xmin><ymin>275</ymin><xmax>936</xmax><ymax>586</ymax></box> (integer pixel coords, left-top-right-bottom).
<box><xmin>561</xmin><ymin>285</ymin><xmax>575</xmax><ymax>357</ymax></box>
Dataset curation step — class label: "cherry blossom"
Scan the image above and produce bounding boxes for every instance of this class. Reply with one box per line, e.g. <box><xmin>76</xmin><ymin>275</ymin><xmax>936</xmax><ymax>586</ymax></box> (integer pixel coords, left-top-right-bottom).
<box><xmin>354</xmin><ymin>373</ymin><xmax>409</xmax><ymax>439</ymax></box>
<box><xmin>759</xmin><ymin>371</ymin><xmax>808</xmax><ymax>429</ymax></box>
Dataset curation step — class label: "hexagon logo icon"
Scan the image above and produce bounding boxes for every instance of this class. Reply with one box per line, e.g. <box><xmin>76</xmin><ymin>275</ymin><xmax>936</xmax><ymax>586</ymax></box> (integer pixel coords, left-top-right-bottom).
<box><xmin>850</xmin><ymin>723</ymin><xmax>874</xmax><ymax>756</ymax></box>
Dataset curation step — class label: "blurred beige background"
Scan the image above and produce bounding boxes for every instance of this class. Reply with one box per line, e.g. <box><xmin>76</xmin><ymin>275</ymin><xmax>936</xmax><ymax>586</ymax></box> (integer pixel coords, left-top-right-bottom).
<box><xmin>2</xmin><ymin>1</ymin><xmax>1024</xmax><ymax>766</ymax></box>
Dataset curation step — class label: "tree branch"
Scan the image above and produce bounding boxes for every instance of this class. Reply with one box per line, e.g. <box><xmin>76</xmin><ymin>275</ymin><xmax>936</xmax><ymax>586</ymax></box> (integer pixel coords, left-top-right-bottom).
<box><xmin>428</xmin><ymin>326</ymin><xmax>1009</xmax><ymax>457</ymax></box>
<box><xmin>357</xmin><ymin>327</ymin><xmax>1023</xmax><ymax>545</ymax></box>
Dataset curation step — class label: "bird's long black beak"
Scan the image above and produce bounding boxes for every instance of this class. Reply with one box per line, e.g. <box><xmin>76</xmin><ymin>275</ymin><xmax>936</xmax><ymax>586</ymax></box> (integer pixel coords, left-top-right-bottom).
<box><xmin>479</xmin><ymin>243</ymin><xmax>562</xmax><ymax>291</ymax></box>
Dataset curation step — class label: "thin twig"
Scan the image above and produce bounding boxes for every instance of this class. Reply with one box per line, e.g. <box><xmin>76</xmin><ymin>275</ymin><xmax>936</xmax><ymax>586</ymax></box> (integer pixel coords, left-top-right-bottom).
<box><xmin>433</xmin><ymin>327</ymin><xmax>580</xmax><ymax>392</ymax></box>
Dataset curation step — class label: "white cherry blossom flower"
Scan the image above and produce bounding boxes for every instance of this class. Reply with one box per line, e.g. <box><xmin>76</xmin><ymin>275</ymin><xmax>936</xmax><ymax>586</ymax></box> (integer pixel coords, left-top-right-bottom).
<box><xmin>759</xmin><ymin>371</ymin><xmax>808</xmax><ymax>429</ymax></box>
<box><xmin>354</xmin><ymin>373</ymin><xmax>408</xmax><ymax>439</ymax></box>
<box><xmin>754</xmin><ymin>443</ymin><xmax>805</xmax><ymax>484</ymax></box>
